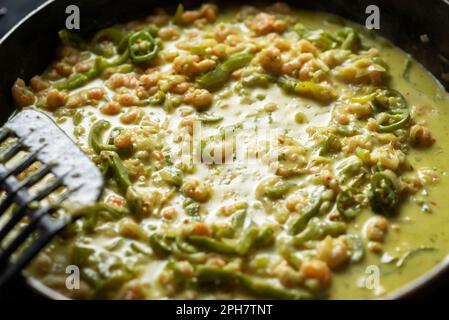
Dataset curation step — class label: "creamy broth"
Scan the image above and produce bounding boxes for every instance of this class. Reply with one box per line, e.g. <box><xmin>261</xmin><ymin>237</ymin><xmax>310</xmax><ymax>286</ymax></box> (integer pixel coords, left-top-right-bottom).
<box><xmin>9</xmin><ymin>3</ymin><xmax>449</xmax><ymax>299</ymax></box>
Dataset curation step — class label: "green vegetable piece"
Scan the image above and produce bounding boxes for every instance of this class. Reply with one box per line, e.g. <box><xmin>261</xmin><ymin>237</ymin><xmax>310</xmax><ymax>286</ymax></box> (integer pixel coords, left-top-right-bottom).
<box><xmin>196</xmin><ymin>53</ymin><xmax>254</xmax><ymax>90</ymax></box>
<box><xmin>304</xmin><ymin>29</ymin><xmax>340</xmax><ymax>50</ymax></box>
<box><xmin>102</xmin><ymin>151</ymin><xmax>131</xmax><ymax>194</ymax></box>
<box><xmin>336</xmin><ymin>188</ymin><xmax>363</xmax><ymax>220</ymax></box>
<box><xmin>125</xmin><ymin>186</ymin><xmax>144</xmax><ymax>214</ymax></box>
<box><xmin>289</xmin><ymin>191</ymin><xmax>323</xmax><ymax>235</ymax></box>
<box><xmin>241</xmin><ymin>72</ymin><xmax>275</xmax><ymax>88</ymax></box>
<box><xmin>196</xmin><ymin>266</ymin><xmax>311</xmax><ymax>300</ymax></box>
<box><xmin>278</xmin><ymin>76</ymin><xmax>336</xmax><ymax>103</ymax></box>
<box><xmin>149</xmin><ymin>234</ymin><xmax>172</xmax><ymax>257</ymax></box>
<box><xmin>59</xmin><ymin>29</ymin><xmax>87</xmax><ymax>50</ymax></box>
<box><xmin>236</xmin><ymin>225</ymin><xmax>260</xmax><ymax>255</ymax></box>
<box><xmin>173</xmin><ymin>3</ymin><xmax>184</xmax><ymax>25</ymax></box>
<box><xmin>88</xmin><ymin>120</ymin><xmax>118</xmax><ymax>154</ymax></box>
<box><xmin>128</xmin><ymin>31</ymin><xmax>159</xmax><ymax>64</ymax></box>
<box><xmin>336</xmin><ymin>27</ymin><xmax>360</xmax><ymax>51</ymax></box>
<box><xmin>183</xmin><ymin>199</ymin><xmax>201</xmax><ymax>217</ymax></box>
<box><xmin>91</xmin><ymin>27</ymin><xmax>126</xmax><ymax>58</ymax></box>
<box><xmin>159</xmin><ymin>166</ymin><xmax>183</xmax><ymax>187</ymax></box>
<box><xmin>265</xmin><ymin>181</ymin><xmax>294</xmax><ymax>200</ymax></box>
<box><xmin>293</xmin><ymin>218</ymin><xmax>347</xmax><ymax>245</ymax></box>
<box><xmin>71</xmin><ymin>245</ymin><xmax>94</xmax><ymax>267</ymax></box>
<box><xmin>254</xmin><ymin>227</ymin><xmax>275</xmax><ymax>248</ymax></box>
<box><xmin>319</xmin><ymin>134</ymin><xmax>340</xmax><ymax>156</ymax></box>
<box><xmin>140</xmin><ymin>90</ymin><xmax>166</xmax><ymax>106</ymax></box>
<box><xmin>369</xmin><ymin>171</ymin><xmax>399</xmax><ymax>215</ymax></box>
<box><xmin>373</xmin><ymin>89</ymin><xmax>410</xmax><ymax>133</ymax></box>
<box><xmin>186</xmin><ymin>235</ymin><xmax>237</xmax><ymax>255</ymax></box>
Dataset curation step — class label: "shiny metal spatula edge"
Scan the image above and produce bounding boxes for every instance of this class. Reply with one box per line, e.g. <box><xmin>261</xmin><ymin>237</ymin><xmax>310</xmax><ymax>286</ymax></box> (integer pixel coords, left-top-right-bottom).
<box><xmin>0</xmin><ymin>108</ymin><xmax>104</xmax><ymax>290</ymax></box>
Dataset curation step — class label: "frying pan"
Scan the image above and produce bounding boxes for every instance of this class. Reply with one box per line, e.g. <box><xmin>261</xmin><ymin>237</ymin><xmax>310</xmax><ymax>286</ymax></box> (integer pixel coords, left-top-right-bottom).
<box><xmin>1</xmin><ymin>0</ymin><xmax>449</xmax><ymax>300</ymax></box>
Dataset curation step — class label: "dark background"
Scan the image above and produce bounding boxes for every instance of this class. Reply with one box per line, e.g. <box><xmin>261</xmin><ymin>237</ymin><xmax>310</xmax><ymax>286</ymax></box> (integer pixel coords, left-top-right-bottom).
<box><xmin>0</xmin><ymin>0</ymin><xmax>448</xmax><ymax>300</ymax></box>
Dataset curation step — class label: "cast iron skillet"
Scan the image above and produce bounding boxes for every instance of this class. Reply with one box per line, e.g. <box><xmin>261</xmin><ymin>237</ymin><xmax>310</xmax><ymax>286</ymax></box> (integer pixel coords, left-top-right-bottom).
<box><xmin>1</xmin><ymin>0</ymin><xmax>449</xmax><ymax>299</ymax></box>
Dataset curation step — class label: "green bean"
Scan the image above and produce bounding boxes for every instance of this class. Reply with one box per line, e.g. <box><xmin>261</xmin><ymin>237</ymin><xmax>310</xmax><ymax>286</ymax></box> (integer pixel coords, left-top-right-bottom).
<box><xmin>241</xmin><ymin>72</ymin><xmax>275</xmax><ymax>88</ymax></box>
<box><xmin>277</xmin><ymin>75</ymin><xmax>298</xmax><ymax>94</ymax></box>
<box><xmin>186</xmin><ymin>235</ymin><xmax>237</xmax><ymax>255</ymax></box>
<box><xmin>175</xmin><ymin>237</ymin><xmax>198</xmax><ymax>254</ymax></box>
<box><xmin>149</xmin><ymin>234</ymin><xmax>172</xmax><ymax>257</ymax></box>
<box><xmin>231</xmin><ymin>209</ymin><xmax>247</xmax><ymax>233</ymax></box>
<box><xmin>101</xmin><ymin>151</ymin><xmax>131</xmax><ymax>194</ymax></box>
<box><xmin>236</xmin><ymin>225</ymin><xmax>260</xmax><ymax>255</ymax></box>
<box><xmin>88</xmin><ymin>120</ymin><xmax>118</xmax><ymax>154</ymax></box>
<box><xmin>101</xmin><ymin>64</ymin><xmax>134</xmax><ymax>79</ymax></box>
<box><xmin>71</xmin><ymin>244</ymin><xmax>95</xmax><ymax>267</ymax></box>
<box><xmin>301</xmin><ymin>28</ymin><xmax>340</xmax><ymax>50</ymax></box>
<box><xmin>369</xmin><ymin>171</ymin><xmax>399</xmax><ymax>215</ymax></box>
<box><xmin>336</xmin><ymin>27</ymin><xmax>360</xmax><ymax>51</ymax></box>
<box><xmin>293</xmin><ymin>218</ymin><xmax>347</xmax><ymax>246</ymax></box>
<box><xmin>265</xmin><ymin>181</ymin><xmax>294</xmax><ymax>200</ymax></box>
<box><xmin>125</xmin><ymin>186</ymin><xmax>144</xmax><ymax>215</ymax></box>
<box><xmin>289</xmin><ymin>190</ymin><xmax>323</xmax><ymax>235</ymax></box>
<box><xmin>254</xmin><ymin>227</ymin><xmax>275</xmax><ymax>248</ymax></box>
<box><xmin>196</xmin><ymin>53</ymin><xmax>254</xmax><ymax>90</ymax></box>
<box><xmin>196</xmin><ymin>266</ymin><xmax>311</xmax><ymax>300</ymax></box>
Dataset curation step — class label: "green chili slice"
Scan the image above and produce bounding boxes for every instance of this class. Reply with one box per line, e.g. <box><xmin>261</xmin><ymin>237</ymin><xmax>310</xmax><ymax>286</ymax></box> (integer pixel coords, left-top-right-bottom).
<box><xmin>128</xmin><ymin>31</ymin><xmax>159</xmax><ymax>64</ymax></box>
<box><xmin>336</xmin><ymin>188</ymin><xmax>364</xmax><ymax>220</ymax></box>
<box><xmin>369</xmin><ymin>171</ymin><xmax>399</xmax><ymax>215</ymax></box>
<box><xmin>196</xmin><ymin>266</ymin><xmax>311</xmax><ymax>300</ymax></box>
<box><xmin>58</xmin><ymin>29</ymin><xmax>87</xmax><ymax>50</ymax></box>
<box><xmin>373</xmin><ymin>89</ymin><xmax>410</xmax><ymax>133</ymax></box>
<box><xmin>186</xmin><ymin>235</ymin><xmax>237</xmax><ymax>255</ymax></box>
<box><xmin>88</xmin><ymin>120</ymin><xmax>118</xmax><ymax>154</ymax></box>
<box><xmin>91</xmin><ymin>27</ymin><xmax>127</xmax><ymax>58</ymax></box>
<box><xmin>196</xmin><ymin>53</ymin><xmax>254</xmax><ymax>90</ymax></box>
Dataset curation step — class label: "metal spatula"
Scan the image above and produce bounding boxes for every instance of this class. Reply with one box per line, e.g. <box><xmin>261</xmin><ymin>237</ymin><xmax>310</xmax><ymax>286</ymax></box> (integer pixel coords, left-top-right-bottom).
<box><xmin>0</xmin><ymin>109</ymin><xmax>103</xmax><ymax>289</ymax></box>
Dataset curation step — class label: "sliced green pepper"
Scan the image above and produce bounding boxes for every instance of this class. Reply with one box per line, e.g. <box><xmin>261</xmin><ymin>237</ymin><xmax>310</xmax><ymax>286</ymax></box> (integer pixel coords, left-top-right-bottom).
<box><xmin>58</xmin><ymin>29</ymin><xmax>87</xmax><ymax>50</ymax></box>
<box><xmin>128</xmin><ymin>31</ymin><xmax>159</xmax><ymax>64</ymax></box>
<box><xmin>88</xmin><ymin>120</ymin><xmax>118</xmax><ymax>154</ymax></box>
<box><xmin>196</xmin><ymin>266</ymin><xmax>311</xmax><ymax>300</ymax></box>
<box><xmin>293</xmin><ymin>218</ymin><xmax>347</xmax><ymax>246</ymax></box>
<box><xmin>336</xmin><ymin>188</ymin><xmax>364</xmax><ymax>220</ymax></box>
<box><xmin>369</xmin><ymin>171</ymin><xmax>399</xmax><ymax>215</ymax></box>
<box><xmin>91</xmin><ymin>27</ymin><xmax>127</xmax><ymax>58</ymax></box>
<box><xmin>196</xmin><ymin>53</ymin><xmax>254</xmax><ymax>90</ymax></box>
<box><xmin>373</xmin><ymin>89</ymin><xmax>410</xmax><ymax>133</ymax></box>
<box><xmin>289</xmin><ymin>190</ymin><xmax>324</xmax><ymax>235</ymax></box>
<box><xmin>186</xmin><ymin>235</ymin><xmax>237</xmax><ymax>255</ymax></box>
